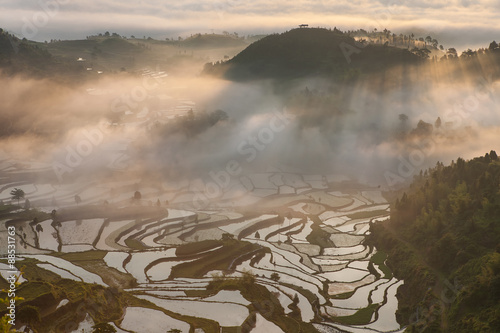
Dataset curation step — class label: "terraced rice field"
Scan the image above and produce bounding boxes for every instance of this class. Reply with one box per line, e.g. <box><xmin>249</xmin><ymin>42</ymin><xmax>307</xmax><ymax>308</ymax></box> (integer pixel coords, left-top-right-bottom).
<box><xmin>0</xmin><ymin>169</ymin><xmax>404</xmax><ymax>332</ymax></box>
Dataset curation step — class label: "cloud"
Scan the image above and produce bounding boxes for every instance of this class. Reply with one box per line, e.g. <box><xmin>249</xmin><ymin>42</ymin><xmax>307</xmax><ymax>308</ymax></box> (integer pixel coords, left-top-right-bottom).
<box><xmin>0</xmin><ymin>0</ymin><xmax>498</xmax><ymax>50</ymax></box>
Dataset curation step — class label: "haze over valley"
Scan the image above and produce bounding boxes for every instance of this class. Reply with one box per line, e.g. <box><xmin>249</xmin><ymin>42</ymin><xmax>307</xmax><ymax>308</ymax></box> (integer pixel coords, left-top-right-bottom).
<box><xmin>0</xmin><ymin>4</ymin><xmax>499</xmax><ymax>333</ymax></box>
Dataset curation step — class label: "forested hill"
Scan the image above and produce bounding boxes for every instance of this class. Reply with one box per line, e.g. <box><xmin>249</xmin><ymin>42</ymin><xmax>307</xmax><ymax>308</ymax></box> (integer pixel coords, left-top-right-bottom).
<box><xmin>203</xmin><ymin>27</ymin><xmax>420</xmax><ymax>81</ymax></box>
<box><xmin>0</xmin><ymin>29</ymin><xmax>83</xmax><ymax>77</ymax></box>
<box><xmin>367</xmin><ymin>151</ymin><xmax>500</xmax><ymax>332</ymax></box>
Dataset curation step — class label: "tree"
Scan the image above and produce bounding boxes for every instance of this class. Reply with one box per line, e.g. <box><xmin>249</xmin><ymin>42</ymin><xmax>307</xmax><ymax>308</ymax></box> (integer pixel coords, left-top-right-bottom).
<box><xmin>17</xmin><ymin>305</ymin><xmax>40</xmax><ymax>326</ymax></box>
<box><xmin>104</xmin><ymin>31</ymin><xmax>110</xmax><ymax>37</ymax></box>
<box><xmin>92</xmin><ymin>323</ymin><xmax>116</xmax><ymax>333</ymax></box>
<box><xmin>134</xmin><ymin>191</ymin><xmax>142</xmax><ymax>200</ymax></box>
<box><xmin>0</xmin><ymin>315</ymin><xmax>16</xmax><ymax>332</ymax></box>
<box><xmin>10</xmin><ymin>188</ymin><xmax>25</xmax><ymax>205</ymax></box>
<box><xmin>24</xmin><ymin>199</ymin><xmax>30</xmax><ymax>210</ymax></box>
<box><xmin>75</xmin><ymin>195</ymin><xmax>82</xmax><ymax>205</ymax></box>
<box><xmin>447</xmin><ymin>48</ymin><xmax>457</xmax><ymax>57</ymax></box>
<box><xmin>435</xmin><ymin>117</ymin><xmax>442</xmax><ymax>128</ymax></box>
<box><xmin>489</xmin><ymin>41</ymin><xmax>498</xmax><ymax>51</ymax></box>
<box><xmin>255</xmin><ymin>231</ymin><xmax>260</xmax><ymax>239</ymax></box>
<box><xmin>270</xmin><ymin>272</ymin><xmax>280</xmax><ymax>281</ymax></box>
<box><xmin>398</xmin><ymin>113</ymin><xmax>409</xmax><ymax>131</ymax></box>
<box><xmin>412</xmin><ymin>47</ymin><xmax>431</xmax><ymax>59</ymax></box>
<box><xmin>490</xmin><ymin>150</ymin><xmax>498</xmax><ymax>161</ymax></box>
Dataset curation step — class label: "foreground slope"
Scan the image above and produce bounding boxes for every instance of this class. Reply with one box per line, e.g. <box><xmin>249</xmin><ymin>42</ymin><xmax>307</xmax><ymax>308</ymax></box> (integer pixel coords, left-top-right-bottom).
<box><xmin>367</xmin><ymin>151</ymin><xmax>500</xmax><ymax>332</ymax></box>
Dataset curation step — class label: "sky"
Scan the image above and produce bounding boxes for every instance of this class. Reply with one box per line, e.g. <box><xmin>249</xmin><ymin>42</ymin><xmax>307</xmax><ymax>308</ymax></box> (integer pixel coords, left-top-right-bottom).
<box><xmin>0</xmin><ymin>0</ymin><xmax>499</xmax><ymax>51</ymax></box>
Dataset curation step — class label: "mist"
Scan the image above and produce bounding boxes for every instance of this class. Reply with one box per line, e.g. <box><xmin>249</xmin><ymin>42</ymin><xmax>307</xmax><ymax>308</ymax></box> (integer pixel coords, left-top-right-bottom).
<box><xmin>1</xmin><ymin>53</ymin><xmax>500</xmax><ymax>211</ymax></box>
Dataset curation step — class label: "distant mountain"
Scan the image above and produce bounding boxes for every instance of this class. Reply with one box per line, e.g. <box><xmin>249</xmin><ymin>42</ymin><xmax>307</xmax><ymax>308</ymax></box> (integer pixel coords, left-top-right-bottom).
<box><xmin>203</xmin><ymin>27</ymin><xmax>420</xmax><ymax>81</ymax></box>
<box><xmin>176</xmin><ymin>33</ymin><xmax>248</xmax><ymax>49</ymax></box>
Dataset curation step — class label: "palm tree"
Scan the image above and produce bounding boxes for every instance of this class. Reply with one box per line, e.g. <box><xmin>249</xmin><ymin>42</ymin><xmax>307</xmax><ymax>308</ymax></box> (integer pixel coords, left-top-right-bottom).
<box><xmin>10</xmin><ymin>188</ymin><xmax>25</xmax><ymax>205</ymax></box>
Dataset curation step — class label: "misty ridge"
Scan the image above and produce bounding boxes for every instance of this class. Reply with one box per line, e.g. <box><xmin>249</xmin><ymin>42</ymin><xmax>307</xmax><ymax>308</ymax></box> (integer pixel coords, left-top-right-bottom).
<box><xmin>0</xmin><ymin>27</ymin><xmax>500</xmax><ymax>194</ymax></box>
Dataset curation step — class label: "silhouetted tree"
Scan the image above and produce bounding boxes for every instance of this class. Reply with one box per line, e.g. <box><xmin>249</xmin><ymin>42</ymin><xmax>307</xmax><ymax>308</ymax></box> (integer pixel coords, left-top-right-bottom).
<box><xmin>10</xmin><ymin>188</ymin><xmax>25</xmax><ymax>205</ymax></box>
<box><xmin>447</xmin><ymin>48</ymin><xmax>457</xmax><ymax>57</ymax></box>
<box><xmin>490</xmin><ymin>150</ymin><xmax>498</xmax><ymax>161</ymax></box>
<box><xmin>75</xmin><ymin>195</ymin><xmax>82</xmax><ymax>205</ymax></box>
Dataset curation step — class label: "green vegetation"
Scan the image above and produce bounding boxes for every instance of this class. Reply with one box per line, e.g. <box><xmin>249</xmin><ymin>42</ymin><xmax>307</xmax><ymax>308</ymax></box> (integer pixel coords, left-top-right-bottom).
<box><xmin>176</xmin><ymin>239</ymin><xmax>223</xmax><ymax>256</ymax></box>
<box><xmin>177</xmin><ymin>33</ymin><xmax>246</xmax><ymax>49</ymax></box>
<box><xmin>92</xmin><ymin>323</ymin><xmax>116</xmax><ymax>333</ymax></box>
<box><xmin>369</xmin><ymin>250</ymin><xmax>392</xmax><ymax>279</ymax></box>
<box><xmin>170</xmin><ymin>239</ymin><xmax>262</xmax><ymax>279</ymax></box>
<box><xmin>367</xmin><ymin>151</ymin><xmax>500</xmax><ymax>332</ymax></box>
<box><xmin>51</xmin><ymin>251</ymin><xmax>136</xmax><ymax>289</ymax></box>
<box><xmin>203</xmin><ymin>27</ymin><xmax>419</xmax><ymax>81</ymax></box>
<box><xmin>9</xmin><ymin>188</ymin><xmax>24</xmax><ymax>205</ymax></box>
<box><xmin>206</xmin><ymin>273</ymin><xmax>317</xmax><ymax>333</ymax></box>
<box><xmin>125</xmin><ymin>294</ymin><xmax>220</xmax><ymax>333</ymax></box>
<box><xmin>306</xmin><ymin>215</ymin><xmax>335</xmax><ymax>248</ymax></box>
<box><xmin>0</xmin><ymin>205</ymin><xmax>50</xmax><ymax>224</ymax></box>
<box><xmin>346</xmin><ymin>209</ymin><xmax>388</xmax><ymax>220</ymax></box>
<box><xmin>0</xmin><ymin>273</ymin><xmax>126</xmax><ymax>332</ymax></box>
<box><xmin>334</xmin><ymin>303</ymin><xmax>379</xmax><ymax>325</ymax></box>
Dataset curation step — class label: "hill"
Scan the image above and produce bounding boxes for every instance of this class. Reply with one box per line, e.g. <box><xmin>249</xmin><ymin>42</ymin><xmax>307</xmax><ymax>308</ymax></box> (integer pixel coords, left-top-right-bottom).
<box><xmin>0</xmin><ymin>29</ymin><xmax>80</xmax><ymax>77</ymax></box>
<box><xmin>175</xmin><ymin>33</ymin><xmax>248</xmax><ymax>49</ymax></box>
<box><xmin>203</xmin><ymin>27</ymin><xmax>420</xmax><ymax>81</ymax></box>
<box><xmin>0</xmin><ymin>30</ymin><xmax>251</xmax><ymax>77</ymax></box>
<box><xmin>366</xmin><ymin>152</ymin><xmax>500</xmax><ymax>332</ymax></box>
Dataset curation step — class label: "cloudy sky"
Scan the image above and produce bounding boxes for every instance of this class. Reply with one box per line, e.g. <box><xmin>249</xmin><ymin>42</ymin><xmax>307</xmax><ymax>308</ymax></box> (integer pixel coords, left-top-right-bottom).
<box><xmin>1</xmin><ymin>0</ymin><xmax>499</xmax><ymax>50</ymax></box>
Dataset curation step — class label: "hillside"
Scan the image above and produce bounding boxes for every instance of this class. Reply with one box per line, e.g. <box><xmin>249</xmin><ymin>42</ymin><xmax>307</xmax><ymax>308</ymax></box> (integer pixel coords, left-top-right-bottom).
<box><xmin>0</xmin><ymin>29</ymin><xmax>82</xmax><ymax>77</ymax></box>
<box><xmin>366</xmin><ymin>152</ymin><xmax>500</xmax><ymax>332</ymax></box>
<box><xmin>176</xmin><ymin>33</ymin><xmax>248</xmax><ymax>49</ymax></box>
<box><xmin>203</xmin><ymin>27</ymin><xmax>420</xmax><ymax>81</ymax></box>
<box><xmin>0</xmin><ymin>30</ymin><xmax>251</xmax><ymax>77</ymax></box>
